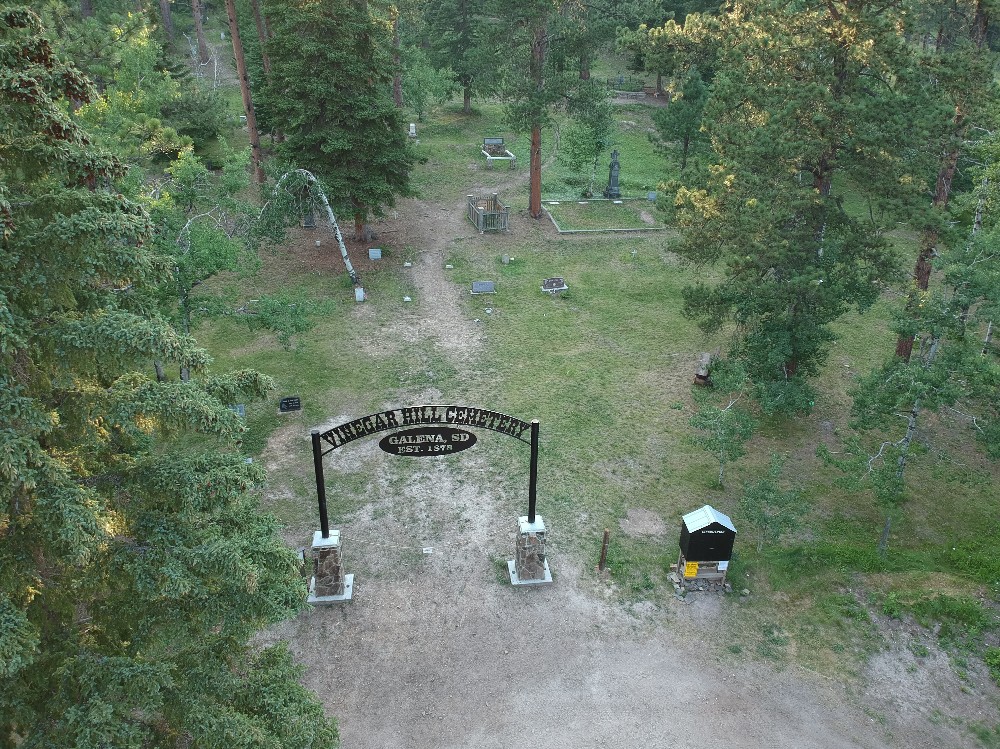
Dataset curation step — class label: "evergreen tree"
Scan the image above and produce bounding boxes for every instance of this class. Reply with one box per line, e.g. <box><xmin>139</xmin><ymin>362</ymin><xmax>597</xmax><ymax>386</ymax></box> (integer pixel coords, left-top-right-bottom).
<box><xmin>261</xmin><ymin>0</ymin><xmax>415</xmax><ymax>240</ymax></box>
<box><xmin>423</xmin><ymin>0</ymin><xmax>483</xmax><ymax>113</ymax></box>
<box><xmin>0</xmin><ymin>9</ymin><xmax>337</xmax><ymax>745</ymax></box>
<box><xmin>651</xmin><ymin>65</ymin><xmax>706</xmax><ymax>170</ymax></box>
<box><xmin>489</xmin><ymin>0</ymin><xmax>614</xmax><ymax>218</ymax></box>
<box><xmin>657</xmin><ymin>0</ymin><xmax>933</xmax><ymax>410</ymax></box>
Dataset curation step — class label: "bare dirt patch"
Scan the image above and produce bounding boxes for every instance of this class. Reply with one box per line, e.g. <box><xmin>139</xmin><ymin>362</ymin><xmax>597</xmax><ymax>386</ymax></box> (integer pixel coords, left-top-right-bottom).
<box><xmin>620</xmin><ymin>507</ymin><xmax>668</xmax><ymax>537</ymax></box>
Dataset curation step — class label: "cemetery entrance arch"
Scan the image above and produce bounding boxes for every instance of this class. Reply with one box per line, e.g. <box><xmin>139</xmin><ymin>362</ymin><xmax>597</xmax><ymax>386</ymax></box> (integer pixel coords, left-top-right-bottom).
<box><xmin>310</xmin><ymin>405</ymin><xmax>541</xmax><ymax>538</ymax></box>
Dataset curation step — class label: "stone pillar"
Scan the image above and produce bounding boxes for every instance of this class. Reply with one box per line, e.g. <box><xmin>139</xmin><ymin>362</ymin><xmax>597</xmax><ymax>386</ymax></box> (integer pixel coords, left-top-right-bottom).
<box><xmin>308</xmin><ymin>530</ymin><xmax>354</xmax><ymax>603</ymax></box>
<box><xmin>507</xmin><ymin>516</ymin><xmax>553</xmax><ymax>586</ymax></box>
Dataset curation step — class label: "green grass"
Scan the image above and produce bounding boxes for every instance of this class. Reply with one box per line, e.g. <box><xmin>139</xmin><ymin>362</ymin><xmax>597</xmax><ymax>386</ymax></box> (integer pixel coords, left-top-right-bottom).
<box><xmin>544</xmin><ymin>198</ymin><xmax>666</xmax><ymax>231</ymax></box>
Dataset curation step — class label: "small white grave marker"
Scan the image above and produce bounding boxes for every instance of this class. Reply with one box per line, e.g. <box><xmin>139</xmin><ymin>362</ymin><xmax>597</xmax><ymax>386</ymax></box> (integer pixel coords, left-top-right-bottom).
<box><xmin>403</xmin><ymin>296</ymin><xmax>412</xmax><ymax>302</ymax></box>
<box><xmin>403</xmin><ymin>261</ymin><xmax>412</xmax><ymax>267</ymax></box>
<box><xmin>409</xmin><ymin>123</ymin><xmax>417</xmax><ymax>137</ymax></box>
<box><xmin>355</xmin><ymin>287</ymin><xmax>365</xmax><ymax>303</ymax></box>
<box><xmin>368</xmin><ymin>248</ymin><xmax>382</xmax><ymax>260</ymax></box>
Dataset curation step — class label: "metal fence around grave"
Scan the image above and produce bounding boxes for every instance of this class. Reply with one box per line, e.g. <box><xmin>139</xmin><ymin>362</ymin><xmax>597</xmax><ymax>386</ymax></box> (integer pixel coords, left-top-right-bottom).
<box><xmin>467</xmin><ymin>193</ymin><xmax>509</xmax><ymax>233</ymax></box>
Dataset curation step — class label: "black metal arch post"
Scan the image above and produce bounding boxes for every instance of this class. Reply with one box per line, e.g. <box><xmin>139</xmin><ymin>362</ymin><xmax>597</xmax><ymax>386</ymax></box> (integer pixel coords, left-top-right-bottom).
<box><xmin>528</xmin><ymin>419</ymin><xmax>539</xmax><ymax>523</ymax></box>
<box><xmin>311</xmin><ymin>430</ymin><xmax>330</xmax><ymax>538</ymax></box>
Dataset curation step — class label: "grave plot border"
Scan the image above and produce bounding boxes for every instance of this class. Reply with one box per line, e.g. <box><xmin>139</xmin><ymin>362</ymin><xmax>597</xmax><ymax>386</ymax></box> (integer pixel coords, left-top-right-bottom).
<box><xmin>542</xmin><ymin>198</ymin><xmax>671</xmax><ymax>235</ymax></box>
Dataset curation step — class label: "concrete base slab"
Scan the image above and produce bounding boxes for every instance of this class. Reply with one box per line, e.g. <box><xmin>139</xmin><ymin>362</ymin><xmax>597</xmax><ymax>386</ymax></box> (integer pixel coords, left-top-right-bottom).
<box><xmin>308</xmin><ymin>573</ymin><xmax>354</xmax><ymax>604</ymax></box>
<box><xmin>507</xmin><ymin>560</ymin><xmax>553</xmax><ymax>586</ymax></box>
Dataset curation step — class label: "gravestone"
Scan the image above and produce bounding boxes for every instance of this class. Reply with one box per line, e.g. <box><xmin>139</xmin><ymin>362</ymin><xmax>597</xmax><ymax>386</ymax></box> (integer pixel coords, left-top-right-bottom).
<box><xmin>483</xmin><ymin>137</ymin><xmax>505</xmax><ymax>154</ymax></box>
<box><xmin>368</xmin><ymin>248</ymin><xmax>382</xmax><ymax>260</ymax></box>
<box><xmin>302</xmin><ymin>210</ymin><xmax>316</xmax><ymax>228</ymax></box>
<box><xmin>541</xmin><ymin>277</ymin><xmax>568</xmax><ymax>294</ymax></box>
<box><xmin>279</xmin><ymin>396</ymin><xmax>301</xmax><ymax>413</ymax></box>
<box><xmin>471</xmin><ymin>281</ymin><xmax>496</xmax><ymax>295</ymax></box>
<box><xmin>228</xmin><ymin>403</ymin><xmax>246</xmax><ymax>418</ymax></box>
<box><xmin>408</xmin><ymin>123</ymin><xmax>417</xmax><ymax>137</ymax></box>
<box><xmin>603</xmin><ymin>149</ymin><xmax>621</xmax><ymax>199</ymax></box>
<box><xmin>355</xmin><ymin>287</ymin><xmax>365</xmax><ymax>303</ymax></box>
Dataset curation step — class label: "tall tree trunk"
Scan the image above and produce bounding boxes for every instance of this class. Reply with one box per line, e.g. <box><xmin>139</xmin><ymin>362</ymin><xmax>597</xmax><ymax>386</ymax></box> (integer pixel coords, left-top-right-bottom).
<box><xmin>579</xmin><ymin>52</ymin><xmax>590</xmax><ymax>80</ymax></box>
<box><xmin>80</xmin><ymin>0</ymin><xmax>94</xmax><ymax>18</ymax></box>
<box><xmin>528</xmin><ymin>24</ymin><xmax>545</xmax><ymax>219</ymax></box>
<box><xmin>972</xmin><ymin>0</ymin><xmax>989</xmax><ymax>49</ymax></box>
<box><xmin>225</xmin><ymin>0</ymin><xmax>265</xmax><ymax>184</ymax></box>
<box><xmin>154</xmin><ymin>360</ymin><xmax>166</xmax><ymax>382</ymax></box>
<box><xmin>529</xmin><ymin>126</ymin><xmax>542</xmax><ymax>218</ymax></box>
<box><xmin>463</xmin><ymin>82</ymin><xmax>472</xmax><ymax>114</ymax></box>
<box><xmin>897</xmin><ymin>1</ymin><xmax>987</xmax><ymax>361</ymax></box>
<box><xmin>354</xmin><ymin>212</ymin><xmax>373</xmax><ymax>243</ymax></box>
<box><xmin>159</xmin><ymin>0</ymin><xmax>174</xmax><ymax>45</ymax></box>
<box><xmin>895</xmin><ymin>145</ymin><xmax>960</xmax><ymax>361</ymax></box>
<box><xmin>191</xmin><ymin>0</ymin><xmax>210</xmax><ymax>65</ymax></box>
<box><xmin>250</xmin><ymin>0</ymin><xmax>271</xmax><ymax>75</ymax></box>
<box><xmin>392</xmin><ymin>15</ymin><xmax>403</xmax><ymax>108</ymax></box>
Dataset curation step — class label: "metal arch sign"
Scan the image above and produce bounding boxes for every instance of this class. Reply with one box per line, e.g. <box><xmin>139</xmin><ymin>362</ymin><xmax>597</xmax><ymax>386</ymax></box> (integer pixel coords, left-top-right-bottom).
<box><xmin>310</xmin><ymin>405</ymin><xmax>542</xmax><ymax>538</ymax></box>
<box><xmin>317</xmin><ymin>405</ymin><xmax>530</xmax><ymax>455</ymax></box>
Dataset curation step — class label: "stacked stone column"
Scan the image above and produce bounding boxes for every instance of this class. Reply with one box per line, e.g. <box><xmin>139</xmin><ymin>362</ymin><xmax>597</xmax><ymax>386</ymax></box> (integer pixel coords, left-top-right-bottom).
<box><xmin>508</xmin><ymin>516</ymin><xmax>553</xmax><ymax>586</ymax></box>
<box><xmin>308</xmin><ymin>530</ymin><xmax>353</xmax><ymax>603</ymax></box>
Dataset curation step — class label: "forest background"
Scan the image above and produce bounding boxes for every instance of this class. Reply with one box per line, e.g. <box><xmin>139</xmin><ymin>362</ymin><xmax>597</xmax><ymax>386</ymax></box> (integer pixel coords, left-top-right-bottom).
<box><xmin>2</xmin><ymin>0</ymin><xmax>1000</xmax><ymax>746</ymax></box>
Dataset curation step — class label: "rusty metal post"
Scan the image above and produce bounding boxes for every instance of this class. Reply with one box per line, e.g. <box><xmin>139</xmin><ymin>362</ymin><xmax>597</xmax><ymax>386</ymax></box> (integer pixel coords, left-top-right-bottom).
<box><xmin>598</xmin><ymin>528</ymin><xmax>610</xmax><ymax>572</ymax></box>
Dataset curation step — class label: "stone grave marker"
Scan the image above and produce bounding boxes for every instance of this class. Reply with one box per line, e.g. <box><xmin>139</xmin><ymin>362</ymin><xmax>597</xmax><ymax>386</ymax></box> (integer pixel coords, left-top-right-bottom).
<box><xmin>368</xmin><ymin>248</ymin><xmax>382</xmax><ymax>260</ymax></box>
<box><xmin>541</xmin><ymin>277</ymin><xmax>568</xmax><ymax>294</ymax></box>
<box><xmin>279</xmin><ymin>396</ymin><xmax>301</xmax><ymax>413</ymax></box>
<box><xmin>471</xmin><ymin>281</ymin><xmax>496</xmax><ymax>295</ymax></box>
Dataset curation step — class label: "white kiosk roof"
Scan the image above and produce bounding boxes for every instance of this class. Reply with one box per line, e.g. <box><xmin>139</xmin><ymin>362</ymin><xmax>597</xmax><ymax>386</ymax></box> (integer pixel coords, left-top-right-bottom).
<box><xmin>682</xmin><ymin>504</ymin><xmax>736</xmax><ymax>533</ymax></box>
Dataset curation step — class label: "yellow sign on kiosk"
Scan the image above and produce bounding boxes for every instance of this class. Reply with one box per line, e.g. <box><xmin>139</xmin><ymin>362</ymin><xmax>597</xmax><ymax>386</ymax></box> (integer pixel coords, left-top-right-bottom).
<box><xmin>684</xmin><ymin>561</ymin><xmax>699</xmax><ymax>578</ymax></box>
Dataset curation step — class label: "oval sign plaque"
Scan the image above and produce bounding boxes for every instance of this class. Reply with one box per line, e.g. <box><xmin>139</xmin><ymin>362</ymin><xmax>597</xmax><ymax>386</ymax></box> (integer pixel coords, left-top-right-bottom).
<box><xmin>378</xmin><ymin>426</ymin><xmax>477</xmax><ymax>457</ymax></box>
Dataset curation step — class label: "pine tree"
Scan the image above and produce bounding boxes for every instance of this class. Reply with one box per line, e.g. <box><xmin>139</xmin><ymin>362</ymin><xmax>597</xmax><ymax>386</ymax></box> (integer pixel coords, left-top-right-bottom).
<box><xmin>0</xmin><ymin>9</ymin><xmax>337</xmax><ymax>745</ymax></box>
<box><xmin>658</xmin><ymin>0</ymin><xmax>933</xmax><ymax>410</ymax></box>
<box><xmin>423</xmin><ymin>0</ymin><xmax>483</xmax><ymax>113</ymax></box>
<box><xmin>261</xmin><ymin>0</ymin><xmax>415</xmax><ymax>240</ymax></box>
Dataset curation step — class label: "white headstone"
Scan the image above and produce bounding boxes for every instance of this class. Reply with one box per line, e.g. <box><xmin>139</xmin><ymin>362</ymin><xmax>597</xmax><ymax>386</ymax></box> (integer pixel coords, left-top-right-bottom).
<box><xmin>408</xmin><ymin>123</ymin><xmax>417</xmax><ymax>137</ymax></box>
<box><xmin>368</xmin><ymin>248</ymin><xmax>382</xmax><ymax>260</ymax></box>
<box><xmin>355</xmin><ymin>287</ymin><xmax>365</xmax><ymax>303</ymax></box>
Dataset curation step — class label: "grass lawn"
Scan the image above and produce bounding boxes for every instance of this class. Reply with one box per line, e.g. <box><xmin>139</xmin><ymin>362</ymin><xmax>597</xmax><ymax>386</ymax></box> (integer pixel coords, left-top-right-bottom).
<box><xmin>544</xmin><ymin>198</ymin><xmax>667</xmax><ymax>231</ymax></box>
